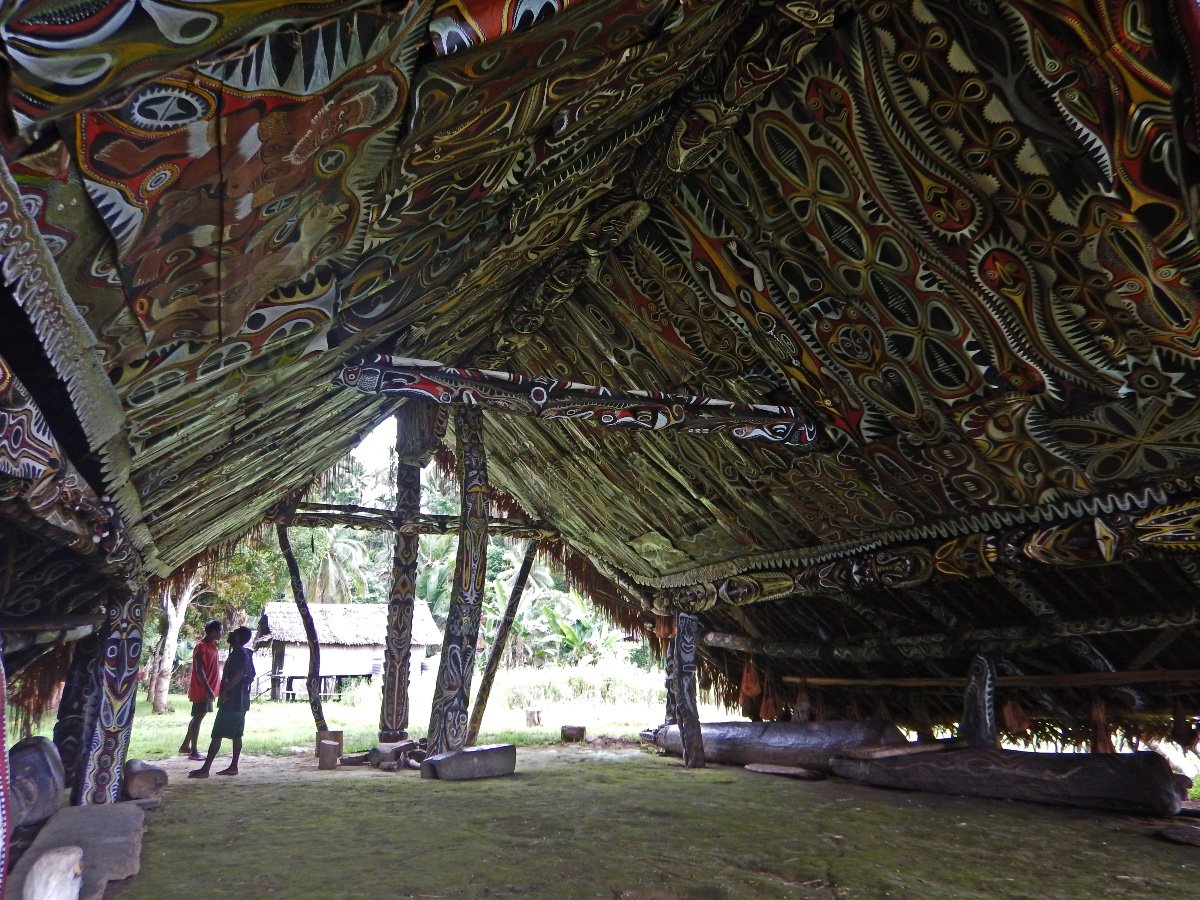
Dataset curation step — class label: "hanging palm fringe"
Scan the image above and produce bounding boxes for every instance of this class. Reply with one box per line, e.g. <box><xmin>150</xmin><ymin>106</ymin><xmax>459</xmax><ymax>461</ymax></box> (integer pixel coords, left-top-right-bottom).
<box><xmin>6</xmin><ymin>642</ymin><xmax>74</xmax><ymax>739</ymax></box>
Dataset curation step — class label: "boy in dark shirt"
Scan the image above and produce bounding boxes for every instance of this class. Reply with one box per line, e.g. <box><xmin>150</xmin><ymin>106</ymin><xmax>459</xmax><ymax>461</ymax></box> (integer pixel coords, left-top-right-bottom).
<box><xmin>189</xmin><ymin>626</ymin><xmax>256</xmax><ymax>778</ymax></box>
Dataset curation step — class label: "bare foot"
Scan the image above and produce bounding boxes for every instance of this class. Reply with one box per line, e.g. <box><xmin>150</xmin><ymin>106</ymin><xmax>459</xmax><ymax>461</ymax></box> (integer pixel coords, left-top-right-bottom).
<box><xmin>188</xmin><ymin>769</ymin><xmax>210</xmax><ymax>779</ymax></box>
<box><xmin>216</xmin><ymin>767</ymin><xmax>239</xmax><ymax>776</ymax></box>
<box><xmin>188</xmin><ymin>752</ymin><xmax>205</xmax><ymax>761</ymax></box>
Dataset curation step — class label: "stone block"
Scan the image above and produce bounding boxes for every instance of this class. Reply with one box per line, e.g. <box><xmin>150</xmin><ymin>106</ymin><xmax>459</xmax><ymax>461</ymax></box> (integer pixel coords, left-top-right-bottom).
<box><xmin>421</xmin><ymin>744</ymin><xmax>516</xmax><ymax>781</ymax></box>
<box><xmin>8</xmin><ymin>803</ymin><xmax>145</xmax><ymax>900</ymax></box>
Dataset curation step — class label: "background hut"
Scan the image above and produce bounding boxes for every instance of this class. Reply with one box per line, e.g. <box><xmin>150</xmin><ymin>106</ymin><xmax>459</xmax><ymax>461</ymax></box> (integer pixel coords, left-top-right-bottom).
<box><xmin>257</xmin><ymin>601</ymin><xmax>442</xmax><ymax>701</ymax></box>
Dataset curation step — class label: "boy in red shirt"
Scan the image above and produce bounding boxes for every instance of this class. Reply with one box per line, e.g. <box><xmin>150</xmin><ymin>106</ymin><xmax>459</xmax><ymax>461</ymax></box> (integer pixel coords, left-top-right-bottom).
<box><xmin>179</xmin><ymin>620</ymin><xmax>222</xmax><ymax>760</ymax></box>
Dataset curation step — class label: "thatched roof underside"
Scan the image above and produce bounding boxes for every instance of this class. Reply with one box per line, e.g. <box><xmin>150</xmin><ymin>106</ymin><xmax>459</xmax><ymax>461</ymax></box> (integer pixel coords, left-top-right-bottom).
<box><xmin>2</xmin><ymin>0</ymin><xmax>1200</xmax><ymax>744</ymax></box>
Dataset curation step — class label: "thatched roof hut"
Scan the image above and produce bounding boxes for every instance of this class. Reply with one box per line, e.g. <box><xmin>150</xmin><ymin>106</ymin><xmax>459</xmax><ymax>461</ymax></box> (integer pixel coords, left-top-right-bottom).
<box><xmin>257</xmin><ymin>601</ymin><xmax>442</xmax><ymax>700</ymax></box>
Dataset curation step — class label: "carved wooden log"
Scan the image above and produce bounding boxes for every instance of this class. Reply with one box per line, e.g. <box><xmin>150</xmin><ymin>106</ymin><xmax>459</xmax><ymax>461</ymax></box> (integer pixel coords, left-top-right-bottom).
<box><xmin>121</xmin><ymin>759</ymin><xmax>167</xmax><ymax>800</ymax></box>
<box><xmin>368</xmin><ymin>740</ymin><xmax>418</xmax><ymax>768</ymax></box>
<box><xmin>830</xmin><ymin>749</ymin><xmax>1184</xmax><ymax>816</ymax></box>
<box><xmin>835</xmin><ymin>740</ymin><xmax>961</xmax><ymax>760</ymax></box>
<box><xmin>644</xmin><ymin>721</ymin><xmax>906</xmax><ymax>772</ymax></box>
<box><xmin>339</xmin><ymin>753</ymin><xmax>370</xmax><ymax>767</ymax></box>
<box><xmin>7</xmin><ymin>736</ymin><xmax>65</xmax><ymax>828</ymax></box>
<box><xmin>1159</xmin><ymin>824</ymin><xmax>1200</xmax><ymax>846</ymax></box>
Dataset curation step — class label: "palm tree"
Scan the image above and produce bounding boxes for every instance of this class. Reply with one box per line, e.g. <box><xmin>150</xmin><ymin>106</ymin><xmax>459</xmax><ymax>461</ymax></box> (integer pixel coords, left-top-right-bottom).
<box><xmin>306</xmin><ymin>528</ymin><xmax>372</xmax><ymax>603</ymax></box>
<box><xmin>417</xmin><ymin>532</ymin><xmax>458</xmax><ymax>623</ymax></box>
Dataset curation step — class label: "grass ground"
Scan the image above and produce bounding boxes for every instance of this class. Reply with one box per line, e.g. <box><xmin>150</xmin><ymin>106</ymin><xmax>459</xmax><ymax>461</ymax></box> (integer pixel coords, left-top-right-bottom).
<box><xmin>111</xmin><ymin>746</ymin><xmax>1200</xmax><ymax>898</ymax></box>
<box><xmin>99</xmin><ymin>665</ymin><xmax>725</xmax><ymax>760</ymax></box>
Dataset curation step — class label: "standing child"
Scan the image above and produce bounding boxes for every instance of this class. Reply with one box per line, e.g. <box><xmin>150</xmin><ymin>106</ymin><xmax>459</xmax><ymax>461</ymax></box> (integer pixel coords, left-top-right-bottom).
<box><xmin>189</xmin><ymin>626</ymin><xmax>256</xmax><ymax>778</ymax></box>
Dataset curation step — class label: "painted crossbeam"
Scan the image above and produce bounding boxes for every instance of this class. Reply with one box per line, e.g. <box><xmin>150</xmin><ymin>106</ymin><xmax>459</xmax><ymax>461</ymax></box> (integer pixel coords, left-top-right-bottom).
<box><xmin>780</xmin><ymin>670</ymin><xmax>1200</xmax><ymax>690</ymax></box>
<box><xmin>704</xmin><ymin>602</ymin><xmax>1200</xmax><ymax>660</ymax></box>
<box><xmin>655</xmin><ymin>495</ymin><xmax>1200</xmax><ymax>608</ymax></box>
<box><xmin>335</xmin><ymin>355</ymin><xmax>823</xmax><ymax>447</ymax></box>
<box><xmin>272</xmin><ymin>504</ymin><xmax>556</xmax><ymax>540</ymax></box>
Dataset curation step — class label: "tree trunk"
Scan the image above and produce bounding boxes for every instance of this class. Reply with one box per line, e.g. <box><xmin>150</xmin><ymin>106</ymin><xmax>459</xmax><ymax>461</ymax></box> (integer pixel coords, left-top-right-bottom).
<box><xmin>466</xmin><ymin>539</ymin><xmax>538</xmax><ymax>746</ymax></box>
<box><xmin>148</xmin><ymin>575</ymin><xmax>201</xmax><ymax>713</ymax></box>
<box><xmin>276</xmin><ymin>523</ymin><xmax>328</xmax><ymax>732</ymax></box>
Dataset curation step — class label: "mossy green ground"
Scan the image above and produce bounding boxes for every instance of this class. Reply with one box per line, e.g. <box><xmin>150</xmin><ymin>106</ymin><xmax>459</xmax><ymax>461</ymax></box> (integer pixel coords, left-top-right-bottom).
<box><xmin>111</xmin><ymin>746</ymin><xmax>1198</xmax><ymax>899</ymax></box>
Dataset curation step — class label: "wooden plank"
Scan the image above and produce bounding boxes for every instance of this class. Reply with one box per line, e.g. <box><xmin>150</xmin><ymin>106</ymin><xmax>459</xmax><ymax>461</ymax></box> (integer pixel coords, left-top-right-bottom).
<box><xmin>744</xmin><ymin>763</ymin><xmax>826</xmax><ymax>780</ymax></box>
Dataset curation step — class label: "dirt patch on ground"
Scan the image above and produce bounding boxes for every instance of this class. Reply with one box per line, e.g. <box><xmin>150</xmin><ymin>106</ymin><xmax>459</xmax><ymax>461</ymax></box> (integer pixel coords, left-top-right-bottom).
<box><xmin>111</xmin><ymin>744</ymin><xmax>1199</xmax><ymax>898</ymax></box>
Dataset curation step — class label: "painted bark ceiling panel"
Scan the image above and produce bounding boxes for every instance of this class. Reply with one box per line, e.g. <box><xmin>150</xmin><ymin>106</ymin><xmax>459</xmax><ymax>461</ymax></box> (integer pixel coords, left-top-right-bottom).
<box><xmin>2</xmin><ymin>0</ymin><xmax>1200</xmax><ymax>724</ymax></box>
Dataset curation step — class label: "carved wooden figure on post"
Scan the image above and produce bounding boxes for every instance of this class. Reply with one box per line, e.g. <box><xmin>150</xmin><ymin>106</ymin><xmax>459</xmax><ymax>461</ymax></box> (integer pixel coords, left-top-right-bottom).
<box><xmin>73</xmin><ymin>586</ymin><xmax>146</xmax><ymax>803</ymax></box>
<box><xmin>381</xmin><ymin>400</ymin><xmax>445</xmax><ymax>742</ymax></box>
<box><xmin>670</xmin><ymin>611</ymin><xmax>705</xmax><ymax>767</ymax></box>
<box><xmin>427</xmin><ymin>407</ymin><xmax>490</xmax><ymax>756</ymax></box>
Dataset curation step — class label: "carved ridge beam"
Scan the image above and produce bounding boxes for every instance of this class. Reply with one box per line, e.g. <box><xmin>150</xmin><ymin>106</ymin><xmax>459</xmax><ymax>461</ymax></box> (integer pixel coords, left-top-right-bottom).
<box><xmin>656</xmin><ymin>496</ymin><xmax>1200</xmax><ymax>610</ymax></box>
<box><xmin>336</xmin><ymin>355</ymin><xmax>825</xmax><ymax>447</ymax></box>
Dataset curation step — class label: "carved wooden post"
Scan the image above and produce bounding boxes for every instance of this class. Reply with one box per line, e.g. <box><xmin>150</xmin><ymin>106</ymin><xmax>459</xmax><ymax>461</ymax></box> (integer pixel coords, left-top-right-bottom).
<box><xmin>277</xmin><ymin>523</ymin><xmax>328</xmax><ymax>732</ymax></box>
<box><xmin>0</xmin><ymin>631</ymin><xmax>9</xmax><ymax>895</ymax></box>
<box><xmin>961</xmin><ymin>653</ymin><xmax>997</xmax><ymax>749</ymax></box>
<box><xmin>53</xmin><ymin>632</ymin><xmax>101</xmax><ymax>792</ymax></box>
<box><xmin>380</xmin><ymin>401</ymin><xmax>444</xmax><ymax>741</ymax></box>
<box><xmin>381</xmin><ymin>456</ymin><xmax>422</xmax><ymax>741</ymax></box>
<box><xmin>75</xmin><ymin>586</ymin><xmax>146</xmax><ymax>803</ymax></box>
<box><xmin>466</xmin><ymin>539</ymin><xmax>539</xmax><ymax>745</ymax></box>
<box><xmin>671</xmin><ymin>611</ymin><xmax>705</xmax><ymax>767</ymax></box>
<box><xmin>428</xmin><ymin>407</ymin><xmax>490</xmax><ymax>756</ymax></box>
<box><xmin>663</xmin><ymin>636</ymin><xmax>678</xmax><ymax>726</ymax></box>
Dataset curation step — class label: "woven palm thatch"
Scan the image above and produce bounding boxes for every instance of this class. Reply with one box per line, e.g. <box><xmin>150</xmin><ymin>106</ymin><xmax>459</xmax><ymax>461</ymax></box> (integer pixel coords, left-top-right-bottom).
<box><xmin>262</xmin><ymin>600</ymin><xmax>442</xmax><ymax>648</ymax></box>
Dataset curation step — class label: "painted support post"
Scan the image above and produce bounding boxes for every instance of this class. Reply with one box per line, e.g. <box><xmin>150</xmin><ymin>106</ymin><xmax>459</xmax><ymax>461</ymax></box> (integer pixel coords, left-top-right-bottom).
<box><xmin>52</xmin><ymin>632</ymin><xmax>101</xmax><ymax>792</ymax></box>
<box><xmin>380</xmin><ymin>399</ymin><xmax>446</xmax><ymax>741</ymax></box>
<box><xmin>75</xmin><ymin>587</ymin><xmax>147</xmax><ymax>803</ymax></box>
<box><xmin>466</xmin><ymin>539</ymin><xmax>539</xmax><ymax>745</ymax></box>
<box><xmin>0</xmin><ymin>631</ymin><xmax>9</xmax><ymax>896</ymax></box>
<box><xmin>380</xmin><ymin>456</ymin><xmax>421</xmax><ymax>741</ymax></box>
<box><xmin>428</xmin><ymin>407</ymin><xmax>490</xmax><ymax>756</ymax></box>
<box><xmin>671</xmin><ymin>612</ymin><xmax>705</xmax><ymax>767</ymax></box>
<box><xmin>663</xmin><ymin>636</ymin><xmax>678</xmax><ymax>726</ymax></box>
<box><xmin>277</xmin><ymin>523</ymin><xmax>328</xmax><ymax>733</ymax></box>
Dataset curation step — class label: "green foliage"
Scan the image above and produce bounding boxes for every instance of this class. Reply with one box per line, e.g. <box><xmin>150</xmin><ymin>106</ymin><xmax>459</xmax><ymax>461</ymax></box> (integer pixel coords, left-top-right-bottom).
<box><xmin>502</xmin><ymin>665</ymin><xmax>666</xmax><ymax>710</ymax></box>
